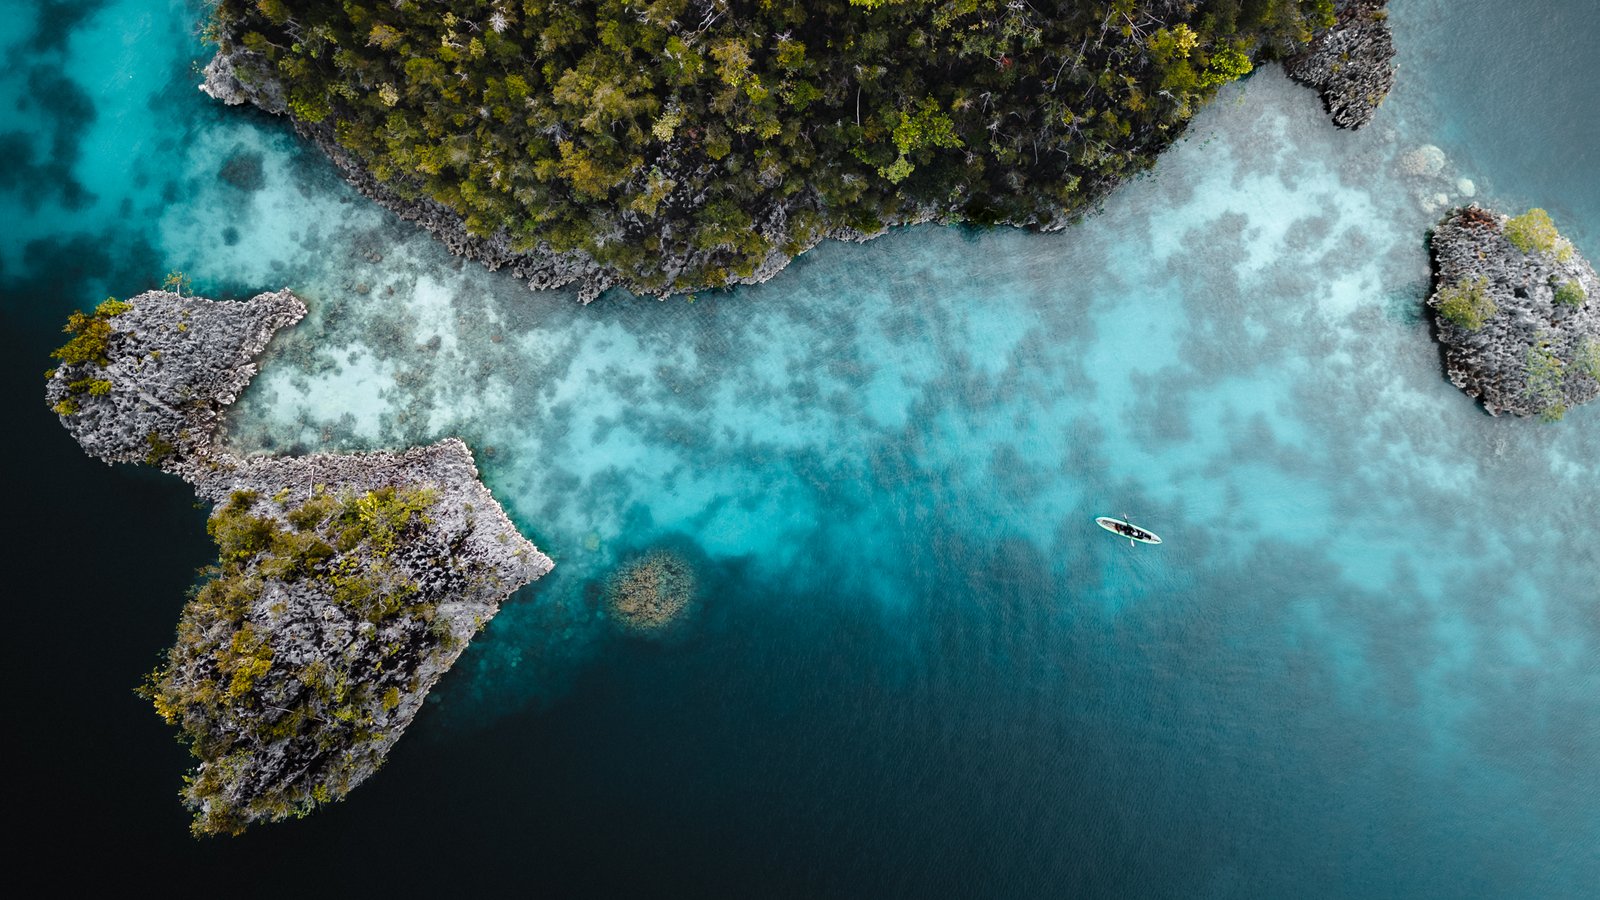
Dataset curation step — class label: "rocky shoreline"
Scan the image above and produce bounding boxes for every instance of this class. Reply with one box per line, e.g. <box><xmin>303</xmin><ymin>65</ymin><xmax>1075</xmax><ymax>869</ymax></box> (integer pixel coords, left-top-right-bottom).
<box><xmin>198</xmin><ymin>4</ymin><xmax>1393</xmax><ymax>303</ymax></box>
<box><xmin>1284</xmin><ymin>0</ymin><xmax>1397</xmax><ymax>130</ymax></box>
<box><xmin>45</xmin><ymin>289</ymin><xmax>552</xmax><ymax>834</ymax></box>
<box><xmin>1428</xmin><ymin>206</ymin><xmax>1600</xmax><ymax>419</ymax></box>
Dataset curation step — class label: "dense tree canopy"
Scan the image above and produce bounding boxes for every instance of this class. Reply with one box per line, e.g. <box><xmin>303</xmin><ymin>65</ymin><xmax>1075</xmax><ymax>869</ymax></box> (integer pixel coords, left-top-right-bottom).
<box><xmin>213</xmin><ymin>0</ymin><xmax>1333</xmax><ymax>291</ymax></box>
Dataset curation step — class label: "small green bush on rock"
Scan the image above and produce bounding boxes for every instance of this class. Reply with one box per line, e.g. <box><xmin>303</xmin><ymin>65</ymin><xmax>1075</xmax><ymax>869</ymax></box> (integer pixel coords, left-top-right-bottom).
<box><xmin>1525</xmin><ymin>342</ymin><xmax>1567</xmax><ymax>422</ymax></box>
<box><xmin>1577</xmin><ymin>338</ymin><xmax>1600</xmax><ymax>382</ymax></box>
<box><xmin>1504</xmin><ymin>208</ymin><xmax>1565</xmax><ymax>257</ymax></box>
<box><xmin>50</xmin><ymin>297</ymin><xmax>131</xmax><ymax>367</ymax></box>
<box><xmin>1553</xmin><ymin>279</ymin><xmax>1586</xmax><ymax>308</ymax></box>
<box><xmin>1436</xmin><ymin>275</ymin><xmax>1495</xmax><ymax>330</ymax></box>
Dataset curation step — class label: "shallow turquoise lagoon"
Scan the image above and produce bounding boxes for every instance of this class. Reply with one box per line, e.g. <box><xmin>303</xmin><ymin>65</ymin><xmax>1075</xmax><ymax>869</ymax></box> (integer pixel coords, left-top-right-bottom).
<box><xmin>3</xmin><ymin>1</ymin><xmax>1597</xmax><ymax>895</ymax></box>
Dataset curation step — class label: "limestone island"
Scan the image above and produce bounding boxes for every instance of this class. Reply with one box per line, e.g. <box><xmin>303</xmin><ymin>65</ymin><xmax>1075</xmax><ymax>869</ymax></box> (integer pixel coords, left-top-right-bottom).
<box><xmin>197</xmin><ymin>0</ymin><xmax>1390</xmax><ymax>301</ymax></box>
<box><xmin>1428</xmin><ymin>206</ymin><xmax>1600</xmax><ymax>420</ymax></box>
<box><xmin>44</xmin><ymin>290</ymin><xmax>552</xmax><ymax>835</ymax></box>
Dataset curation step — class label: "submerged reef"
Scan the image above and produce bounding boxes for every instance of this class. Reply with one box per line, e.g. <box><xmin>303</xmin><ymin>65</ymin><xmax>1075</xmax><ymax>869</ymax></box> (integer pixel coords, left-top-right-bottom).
<box><xmin>45</xmin><ymin>290</ymin><xmax>551</xmax><ymax>835</ymax></box>
<box><xmin>604</xmin><ymin>550</ymin><xmax>697</xmax><ymax>635</ymax></box>
<box><xmin>1284</xmin><ymin>0</ymin><xmax>1395</xmax><ymax>129</ymax></box>
<box><xmin>197</xmin><ymin>0</ymin><xmax>1355</xmax><ymax>301</ymax></box>
<box><xmin>1428</xmin><ymin>206</ymin><xmax>1600</xmax><ymax>420</ymax></box>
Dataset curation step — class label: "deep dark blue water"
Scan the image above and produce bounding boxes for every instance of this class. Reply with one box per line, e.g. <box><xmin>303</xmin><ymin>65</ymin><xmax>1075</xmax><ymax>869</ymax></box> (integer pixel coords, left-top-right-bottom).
<box><xmin>3</xmin><ymin>1</ymin><xmax>1597</xmax><ymax>895</ymax></box>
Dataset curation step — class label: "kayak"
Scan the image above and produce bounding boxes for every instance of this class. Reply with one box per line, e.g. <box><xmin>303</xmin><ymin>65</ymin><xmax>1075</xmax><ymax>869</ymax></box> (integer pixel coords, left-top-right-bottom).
<box><xmin>1095</xmin><ymin>516</ymin><xmax>1162</xmax><ymax>545</ymax></box>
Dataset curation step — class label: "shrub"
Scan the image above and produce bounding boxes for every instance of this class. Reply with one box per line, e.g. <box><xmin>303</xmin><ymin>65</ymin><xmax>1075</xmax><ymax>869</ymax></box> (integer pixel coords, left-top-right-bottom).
<box><xmin>1436</xmin><ymin>275</ymin><xmax>1496</xmax><ymax>330</ymax></box>
<box><xmin>1503</xmin><ymin>208</ymin><xmax>1562</xmax><ymax>256</ymax></box>
<box><xmin>1525</xmin><ymin>343</ymin><xmax>1566</xmax><ymax>421</ymax></box>
<box><xmin>67</xmin><ymin>377</ymin><xmax>113</xmax><ymax>396</ymax></box>
<box><xmin>145</xmin><ymin>431</ymin><xmax>176</xmax><ymax>465</ymax></box>
<box><xmin>1577</xmin><ymin>338</ymin><xmax>1600</xmax><ymax>382</ymax></box>
<box><xmin>1553</xmin><ymin>279</ymin><xmax>1586</xmax><ymax>308</ymax></box>
<box><xmin>1197</xmin><ymin>48</ymin><xmax>1254</xmax><ymax>90</ymax></box>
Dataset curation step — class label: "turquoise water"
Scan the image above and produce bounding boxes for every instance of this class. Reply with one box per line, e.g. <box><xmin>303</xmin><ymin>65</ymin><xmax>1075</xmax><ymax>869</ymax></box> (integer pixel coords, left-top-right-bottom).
<box><xmin>3</xmin><ymin>1</ymin><xmax>1597</xmax><ymax>895</ymax></box>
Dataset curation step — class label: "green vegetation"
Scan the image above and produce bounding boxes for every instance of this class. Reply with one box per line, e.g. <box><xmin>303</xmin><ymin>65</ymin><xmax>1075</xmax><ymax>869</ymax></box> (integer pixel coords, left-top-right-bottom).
<box><xmin>1436</xmin><ymin>275</ymin><xmax>1495</xmax><ymax>330</ymax></box>
<box><xmin>1553</xmin><ymin>278</ymin><xmax>1586</xmax><ymax>308</ymax></box>
<box><xmin>67</xmin><ymin>377</ymin><xmax>113</xmax><ymax>396</ymax></box>
<box><xmin>141</xmin><ymin>483</ymin><xmax>444</xmax><ymax>835</ymax></box>
<box><xmin>52</xmin><ymin>377</ymin><xmax>114</xmax><ymax>416</ymax></box>
<box><xmin>145</xmin><ymin>430</ymin><xmax>177</xmax><ymax>465</ymax></box>
<box><xmin>50</xmin><ymin>297</ymin><xmax>131</xmax><ymax>367</ymax></box>
<box><xmin>1504</xmin><ymin>208</ymin><xmax>1573</xmax><ymax>260</ymax></box>
<box><xmin>1524</xmin><ymin>341</ymin><xmax>1567</xmax><ymax>422</ymax></box>
<box><xmin>163</xmin><ymin>270</ymin><xmax>194</xmax><ymax>296</ymax></box>
<box><xmin>210</xmin><ymin>0</ymin><xmax>1332</xmax><ymax>290</ymax></box>
<box><xmin>1577</xmin><ymin>338</ymin><xmax>1600</xmax><ymax>382</ymax></box>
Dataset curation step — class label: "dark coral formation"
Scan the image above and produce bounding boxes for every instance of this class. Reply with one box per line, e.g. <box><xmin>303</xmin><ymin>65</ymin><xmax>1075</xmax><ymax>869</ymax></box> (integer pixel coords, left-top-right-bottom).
<box><xmin>604</xmin><ymin>549</ymin><xmax>696</xmax><ymax>634</ymax></box>
<box><xmin>1285</xmin><ymin>0</ymin><xmax>1396</xmax><ymax>129</ymax></box>
<box><xmin>1428</xmin><ymin>206</ymin><xmax>1600</xmax><ymax>419</ymax></box>
<box><xmin>46</xmin><ymin>290</ymin><xmax>551</xmax><ymax>834</ymax></box>
<box><xmin>218</xmin><ymin>150</ymin><xmax>266</xmax><ymax>192</ymax></box>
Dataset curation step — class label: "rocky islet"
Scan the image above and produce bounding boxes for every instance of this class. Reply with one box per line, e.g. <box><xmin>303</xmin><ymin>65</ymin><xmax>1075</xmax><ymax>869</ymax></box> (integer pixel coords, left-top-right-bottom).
<box><xmin>1428</xmin><ymin>206</ymin><xmax>1600</xmax><ymax>419</ymax></box>
<box><xmin>45</xmin><ymin>289</ymin><xmax>552</xmax><ymax>834</ymax></box>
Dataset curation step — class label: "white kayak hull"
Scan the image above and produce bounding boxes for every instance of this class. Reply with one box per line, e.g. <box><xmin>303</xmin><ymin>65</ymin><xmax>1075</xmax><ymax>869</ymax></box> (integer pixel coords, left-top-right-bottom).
<box><xmin>1095</xmin><ymin>517</ymin><xmax>1162</xmax><ymax>545</ymax></box>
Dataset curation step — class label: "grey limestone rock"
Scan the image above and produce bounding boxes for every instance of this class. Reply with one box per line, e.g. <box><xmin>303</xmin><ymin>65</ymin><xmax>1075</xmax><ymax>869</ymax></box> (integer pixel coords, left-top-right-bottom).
<box><xmin>1285</xmin><ymin>0</ymin><xmax>1397</xmax><ymax>130</ymax></box>
<box><xmin>166</xmin><ymin>438</ymin><xmax>551</xmax><ymax>835</ymax></box>
<box><xmin>200</xmin><ymin>47</ymin><xmax>287</xmax><ymax>115</ymax></box>
<box><xmin>45</xmin><ymin>289</ymin><xmax>305</xmax><ymax>479</ymax></box>
<box><xmin>1428</xmin><ymin>206</ymin><xmax>1600</xmax><ymax>419</ymax></box>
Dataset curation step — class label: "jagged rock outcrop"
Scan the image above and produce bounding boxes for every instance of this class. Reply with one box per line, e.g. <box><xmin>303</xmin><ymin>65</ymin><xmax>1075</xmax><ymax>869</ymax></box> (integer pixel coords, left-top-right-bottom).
<box><xmin>45</xmin><ymin>289</ymin><xmax>305</xmax><ymax>479</ymax></box>
<box><xmin>1428</xmin><ymin>206</ymin><xmax>1600</xmax><ymax>419</ymax></box>
<box><xmin>45</xmin><ymin>290</ymin><xmax>551</xmax><ymax>834</ymax></box>
<box><xmin>200</xmin><ymin>48</ymin><xmax>286</xmax><ymax>115</ymax></box>
<box><xmin>1285</xmin><ymin>0</ymin><xmax>1397</xmax><ymax>129</ymax></box>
